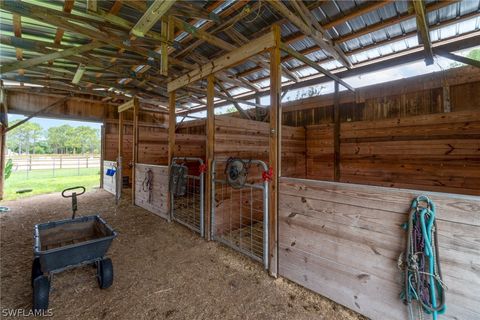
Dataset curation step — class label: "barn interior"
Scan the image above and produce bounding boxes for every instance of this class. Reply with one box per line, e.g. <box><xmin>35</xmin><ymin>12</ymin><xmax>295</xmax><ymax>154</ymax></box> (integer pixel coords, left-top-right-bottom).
<box><xmin>0</xmin><ymin>1</ymin><xmax>479</xmax><ymax>319</ymax></box>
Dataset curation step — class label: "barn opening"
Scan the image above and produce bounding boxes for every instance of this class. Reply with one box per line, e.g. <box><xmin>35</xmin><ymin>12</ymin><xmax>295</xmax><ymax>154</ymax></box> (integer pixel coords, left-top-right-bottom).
<box><xmin>3</xmin><ymin>114</ymin><xmax>101</xmax><ymax>200</ymax></box>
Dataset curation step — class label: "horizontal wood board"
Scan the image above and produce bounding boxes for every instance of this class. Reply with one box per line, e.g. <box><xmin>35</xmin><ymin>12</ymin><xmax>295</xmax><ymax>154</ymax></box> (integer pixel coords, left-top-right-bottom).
<box><xmin>279</xmin><ymin>177</ymin><xmax>480</xmax><ymax>320</ymax></box>
<box><xmin>305</xmin><ymin>110</ymin><xmax>480</xmax><ymax>195</ymax></box>
<box><xmin>215</xmin><ymin>116</ymin><xmax>306</xmax><ymax>178</ymax></box>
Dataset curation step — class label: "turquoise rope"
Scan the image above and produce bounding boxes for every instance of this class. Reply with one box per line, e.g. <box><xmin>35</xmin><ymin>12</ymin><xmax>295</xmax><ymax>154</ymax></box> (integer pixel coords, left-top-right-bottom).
<box><xmin>405</xmin><ymin>196</ymin><xmax>446</xmax><ymax>320</ymax></box>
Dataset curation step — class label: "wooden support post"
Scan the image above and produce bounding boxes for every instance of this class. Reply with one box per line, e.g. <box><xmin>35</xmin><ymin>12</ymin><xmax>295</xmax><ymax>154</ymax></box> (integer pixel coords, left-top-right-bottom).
<box><xmin>205</xmin><ymin>74</ymin><xmax>215</xmax><ymax>240</ymax></box>
<box><xmin>100</xmin><ymin>124</ymin><xmax>105</xmax><ymax>189</ymax></box>
<box><xmin>86</xmin><ymin>0</ymin><xmax>97</xmax><ymax>13</ymax></box>
<box><xmin>443</xmin><ymin>84</ymin><xmax>451</xmax><ymax>113</ymax></box>
<box><xmin>132</xmin><ymin>98</ymin><xmax>139</xmax><ymax>204</ymax></box>
<box><xmin>333</xmin><ymin>81</ymin><xmax>340</xmax><ymax>181</ymax></box>
<box><xmin>255</xmin><ymin>96</ymin><xmax>261</xmax><ymax>121</ymax></box>
<box><xmin>0</xmin><ymin>125</ymin><xmax>5</xmax><ymax>201</ymax></box>
<box><xmin>413</xmin><ymin>0</ymin><xmax>434</xmax><ymax>65</ymax></box>
<box><xmin>160</xmin><ymin>18</ymin><xmax>168</xmax><ymax>76</ymax></box>
<box><xmin>117</xmin><ymin>111</ymin><xmax>123</xmax><ymax>203</ymax></box>
<box><xmin>268</xmin><ymin>25</ymin><xmax>281</xmax><ymax>277</ymax></box>
<box><xmin>168</xmin><ymin>91</ymin><xmax>176</xmax><ymax>222</ymax></box>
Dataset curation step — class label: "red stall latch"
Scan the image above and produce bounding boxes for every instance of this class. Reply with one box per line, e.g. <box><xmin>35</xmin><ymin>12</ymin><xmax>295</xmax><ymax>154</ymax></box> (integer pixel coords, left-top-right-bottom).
<box><xmin>199</xmin><ymin>163</ymin><xmax>207</xmax><ymax>174</ymax></box>
<box><xmin>262</xmin><ymin>167</ymin><xmax>273</xmax><ymax>182</ymax></box>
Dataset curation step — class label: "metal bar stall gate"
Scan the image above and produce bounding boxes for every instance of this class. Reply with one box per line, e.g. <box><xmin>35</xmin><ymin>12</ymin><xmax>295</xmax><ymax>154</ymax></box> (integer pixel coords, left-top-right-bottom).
<box><xmin>170</xmin><ymin>157</ymin><xmax>205</xmax><ymax>237</ymax></box>
<box><xmin>211</xmin><ymin>159</ymin><xmax>269</xmax><ymax>270</ymax></box>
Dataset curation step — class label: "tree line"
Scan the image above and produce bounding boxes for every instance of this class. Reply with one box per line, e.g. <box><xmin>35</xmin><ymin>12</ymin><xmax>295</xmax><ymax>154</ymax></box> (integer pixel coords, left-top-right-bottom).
<box><xmin>7</xmin><ymin>120</ymin><xmax>100</xmax><ymax>155</ymax></box>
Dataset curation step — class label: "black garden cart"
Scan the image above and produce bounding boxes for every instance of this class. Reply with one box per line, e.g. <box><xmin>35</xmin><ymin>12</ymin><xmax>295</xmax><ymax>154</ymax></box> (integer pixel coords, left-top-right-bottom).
<box><xmin>31</xmin><ymin>186</ymin><xmax>117</xmax><ymax>311</ymax></box>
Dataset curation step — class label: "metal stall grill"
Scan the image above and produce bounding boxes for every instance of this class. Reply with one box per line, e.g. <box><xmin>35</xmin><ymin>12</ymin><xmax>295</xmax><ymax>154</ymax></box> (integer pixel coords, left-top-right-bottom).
<box><xmin>170</xmin><ymin>157</ymin><xmax>205</xmax><ymax>237</ymax></box>
<box><xmin>211</xmin><ymin>159</ymin><xmax>269</xmax><ymax>270</ymax></box>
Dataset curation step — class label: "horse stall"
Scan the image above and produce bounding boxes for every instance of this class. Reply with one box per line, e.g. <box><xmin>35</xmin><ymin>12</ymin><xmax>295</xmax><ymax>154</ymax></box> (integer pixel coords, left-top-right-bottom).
<box><xmin>170</xmin><ymin>121</ymin><xmax>206</xmax><ymax>235</ymax></box>
<box><xmin>102</xmin><ymin>105</ymin><xmax>171</xmax><ymax>218</ymax></box>
<box><xmin>211</xmin><ymin>116</ymin><xmax>306</xmax><ymax>268</ymax></box>
<box><xmin>133</xmin><ymin>122</ymin><xmax>169</xmax><ymax>220</ymax></box>
<box><xmin>277</xmin><ymin>67</ymin><xmax>480</xmax><ymax>320</ymax></box>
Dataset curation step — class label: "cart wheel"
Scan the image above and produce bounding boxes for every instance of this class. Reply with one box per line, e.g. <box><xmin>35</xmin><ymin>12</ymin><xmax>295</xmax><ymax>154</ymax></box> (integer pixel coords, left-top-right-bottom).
<box><xmin>31</xmin><ymin>258</ymin><xmax>42</xmax><ymax>287</ymax></box>
<box><xmin>33</xmin><ymin>275</ymin><xmax>50</xmax><ymax>311</ymax></box>
<box><xmin>97</xmin><ymin>258</ymin><xmax>113</xmax><ymax>289</ymax></box>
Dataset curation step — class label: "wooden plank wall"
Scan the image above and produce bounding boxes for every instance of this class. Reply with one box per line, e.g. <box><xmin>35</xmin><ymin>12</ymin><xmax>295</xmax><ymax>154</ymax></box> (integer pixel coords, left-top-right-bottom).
<box><xmin>134</xmin><ymin>164</ymin><xmax>169</xmax><ymax>220</ymax></box>
<box><xmin>279</xmin><ymin>177</ymin><xmax>480</xmax><ymax>320</ymax></box>
<box><xmin>174</xmin><ymin>133</ymin><xmax>206</xmax><ymax>159</ymax></box>
<box><xmin>305</xmin><ymin>110</ymin><xmax>480</xmax><ymax>195</ymax></box>
<box><xmin>7</xmin><ymin>91</ymin><xmax>108</xmax><ymax>122</ymax></box>
<box><xmin>104</xmin><ymin>121</ymin><xmax>169</xmax><ymax>183</ymax></box>
<box><xmin>102</xmin><ymin>160</ymin><xmax>117</xmax><ymax>195</ymax></box>
<box><xmin>214</xmin><ymin>116</ymin><xmax>306</xmax><ymax>178</ymax></box>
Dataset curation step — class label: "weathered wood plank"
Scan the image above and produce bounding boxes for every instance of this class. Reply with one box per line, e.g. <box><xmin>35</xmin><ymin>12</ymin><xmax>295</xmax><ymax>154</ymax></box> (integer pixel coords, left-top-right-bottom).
<box><xmin>135</xmin><ymin>164</ymin><xmax>169</xmax><ymax>220</ymax></box>
<box><xmin>167</xmin><ymin>31</ymin><xmax>276</xmax><ymax>92</ymax></box>
<box><xmin>279</xmin><ymin>177</ymin><xmax>480</xmax><ymax>320</ymax></box>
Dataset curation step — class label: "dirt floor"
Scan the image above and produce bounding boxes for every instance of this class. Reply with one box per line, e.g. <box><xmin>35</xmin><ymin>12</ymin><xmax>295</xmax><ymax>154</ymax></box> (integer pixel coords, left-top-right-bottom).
<box><xmin>0</xmin><ymin>189</ymin><xmax>365</xmax><ymax>320</ymax></box>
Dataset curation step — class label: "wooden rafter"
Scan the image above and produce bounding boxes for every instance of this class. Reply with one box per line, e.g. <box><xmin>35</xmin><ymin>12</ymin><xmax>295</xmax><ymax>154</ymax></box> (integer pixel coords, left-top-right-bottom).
<box><xmin>1</xmin><ymin>41</ymin><xmax>104</xmax><ymax>74</ymax></box>
<box><xmin>167</xmin><ymin>30</ymin><xmax>276</xmax><ymax>92</ymax></box>
<box><xmin>54</xmin><ymin>0</ymin><xmax>75</xmax><ymax>45</ymax></box>
<box><xmin>266</xmin><ymin>0</ymin><xmax>352</xmax><ymax>68</ymax></box>
<box><xmin>215</xmin><ymin>81</ymin><xmax>251</xmax><ymax>120</ymax></box>
<box><xmin>118</xmin><ymin>97</ymin><xmax>138</xmax><ymax>113</ymax></box>
<box><xmin>5</xmin><ymin>95</ymin><xmax>71</xmax><ymax>133</ymax></box>
<box><xmin>130</xmin><ymin>0</ymin><xmax>176</xmax><ymax>37</ymax></box>
<box><xmin>173</xmin><ymin>17</ymin><xmax>297</xmax><ymax>83</ymax></box>
<box><xmin>435</xmin><ymin>50</ymin><xmax>480</xmax><ymax>68</ymax></box>
<box><xmin>280</xmin><ymin>43</ymin><xmax>354</xmax><ymax>92</ymax></box>
<box><xmin>71</xmin><ymin>64</ymin><xmax>86</xmax><ymax>84</ymax></box>
<box><xmin>323</xmin><ymin>1</ymin><xmax>390</xmax><ymax>29</ymax></box>
<box><xmin>412</xmin><ymin>0</ymin><xmax>434</xmax><ymax>65</ymax></box>
<box><xmin>87</xmin><ymin>0</ymin><xmax>97</xmax><ymax>13</ymax></box>
<box><xmin>238</xmin><ymin>8</ymin><xmax>477</xmax><ymax>85</ymax></box>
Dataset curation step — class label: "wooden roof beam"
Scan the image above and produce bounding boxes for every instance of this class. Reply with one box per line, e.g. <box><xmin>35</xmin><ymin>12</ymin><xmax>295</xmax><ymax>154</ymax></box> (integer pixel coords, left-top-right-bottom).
<box><xmin>266</xmin><ymin>0</ymin><xmax>352</xmax><ymax>68</ymax></box>
<box><xmin>130</xmin><ymin>0</ymin><xmax>176</xmax><ymax>37</ymax></box>
<box><xmin>118</xmin><ymin>97</ymin><xmax>138</xmax><ymax>113</ymax></box>
<box><xmin>435</xmin><ymin>50</ymin><xmax>480</xmax><ymax>68</ymax></box>
<box><xmin>167</xmin><ymin>30</ymin><xmax>276</xmax><ymax>92</ymax></box>
<box><xmin>1</xmin><ymin>41</ymin><xmax>105</xmax><ymax>74</ymax></box>
<box><xmin>0</xmin><ymin>1</ymin><xmax>162</xmax><ymax>61</ymax></box>
<box><xmin>12</xmin><ymin>12</ymin><xmax>24</xmax><ymax>82</ymax></box>
<box><xmin>412</xmin><ymin>0</ymin><xmax>434</xmax><ymax>65</ymax></box>
<box><xmin>174</xmin><ymin>17</ymin><xmax>298</xmax><ymax>83</ymax></box>
<box><xmin>54</xmin><ymin>0</ymin><xmax>75</xmax><ymax>45</ymax></box>
<box><xmin>322</xmin><ymin>1</ymin><xmax>390</xmax><ymax>29</ymax></box>
<box><xmin>175</xmin><ymin>1</ymin><xmax>255</xmax><ymax>57</ymax></box>
<box><xmin>235</xmin><ymin>8</ymin><xmax>478</xmax><ymax>82</ymax></box>
<box><xmin>216</xmin><ymin>80</ymin><xmax>252</xmax><ymax>120</ymax></box>
<box><xmin>280</xmin><ymin>43</ymin><xmax>355</xmax><ymax>92</ymax></box>
<box><xmin>71</xmin><ymin>64</ymin><xmax>86</xmax><ymax>84</ymax></box>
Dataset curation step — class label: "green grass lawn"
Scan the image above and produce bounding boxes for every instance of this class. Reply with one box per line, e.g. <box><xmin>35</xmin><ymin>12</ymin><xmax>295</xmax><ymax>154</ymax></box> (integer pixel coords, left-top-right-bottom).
<box><xmin>3</xmin><ymin>168</ymin><xmax>100</xmax><ymax>200</ymax></box>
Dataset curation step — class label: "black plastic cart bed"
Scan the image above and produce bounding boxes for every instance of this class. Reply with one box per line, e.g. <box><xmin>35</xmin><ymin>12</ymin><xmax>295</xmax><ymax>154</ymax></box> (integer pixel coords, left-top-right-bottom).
<box><xmin>31</xmin><ymin>187</ymin><xmax>117</xmax><ymax>311</ymax></box>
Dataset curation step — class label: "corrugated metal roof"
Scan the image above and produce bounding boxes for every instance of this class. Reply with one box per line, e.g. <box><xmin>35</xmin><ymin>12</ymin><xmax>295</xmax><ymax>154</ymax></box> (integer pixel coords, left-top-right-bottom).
<box><xmin>1</xmin><ymin>0</ymin><xmax>479</xmax><ymax>106</ymax></box>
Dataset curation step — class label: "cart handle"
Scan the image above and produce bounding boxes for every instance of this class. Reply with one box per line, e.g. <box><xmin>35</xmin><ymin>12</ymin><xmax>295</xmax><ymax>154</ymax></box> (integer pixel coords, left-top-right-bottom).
<box><xmin>62</xmin><ymin>186</ymin><xmax>85</xmax><ymax>219</ymax></box>
<box><xmin>62</xmin><ymin>186</ymin><xmax>86</xmax><ymax>198</ymax></box>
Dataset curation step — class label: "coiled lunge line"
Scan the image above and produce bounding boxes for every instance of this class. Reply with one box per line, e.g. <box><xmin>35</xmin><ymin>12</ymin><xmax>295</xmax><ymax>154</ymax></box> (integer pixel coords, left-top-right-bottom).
<box><xmin>400</xmin><ymin>196</ymin><xmax>447</xmax><ymax>320</ymax></box>
<box><xmin>142</xmin><ymin>169</ymin><xmax>154</xmax><ymax>203</ymax></box>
